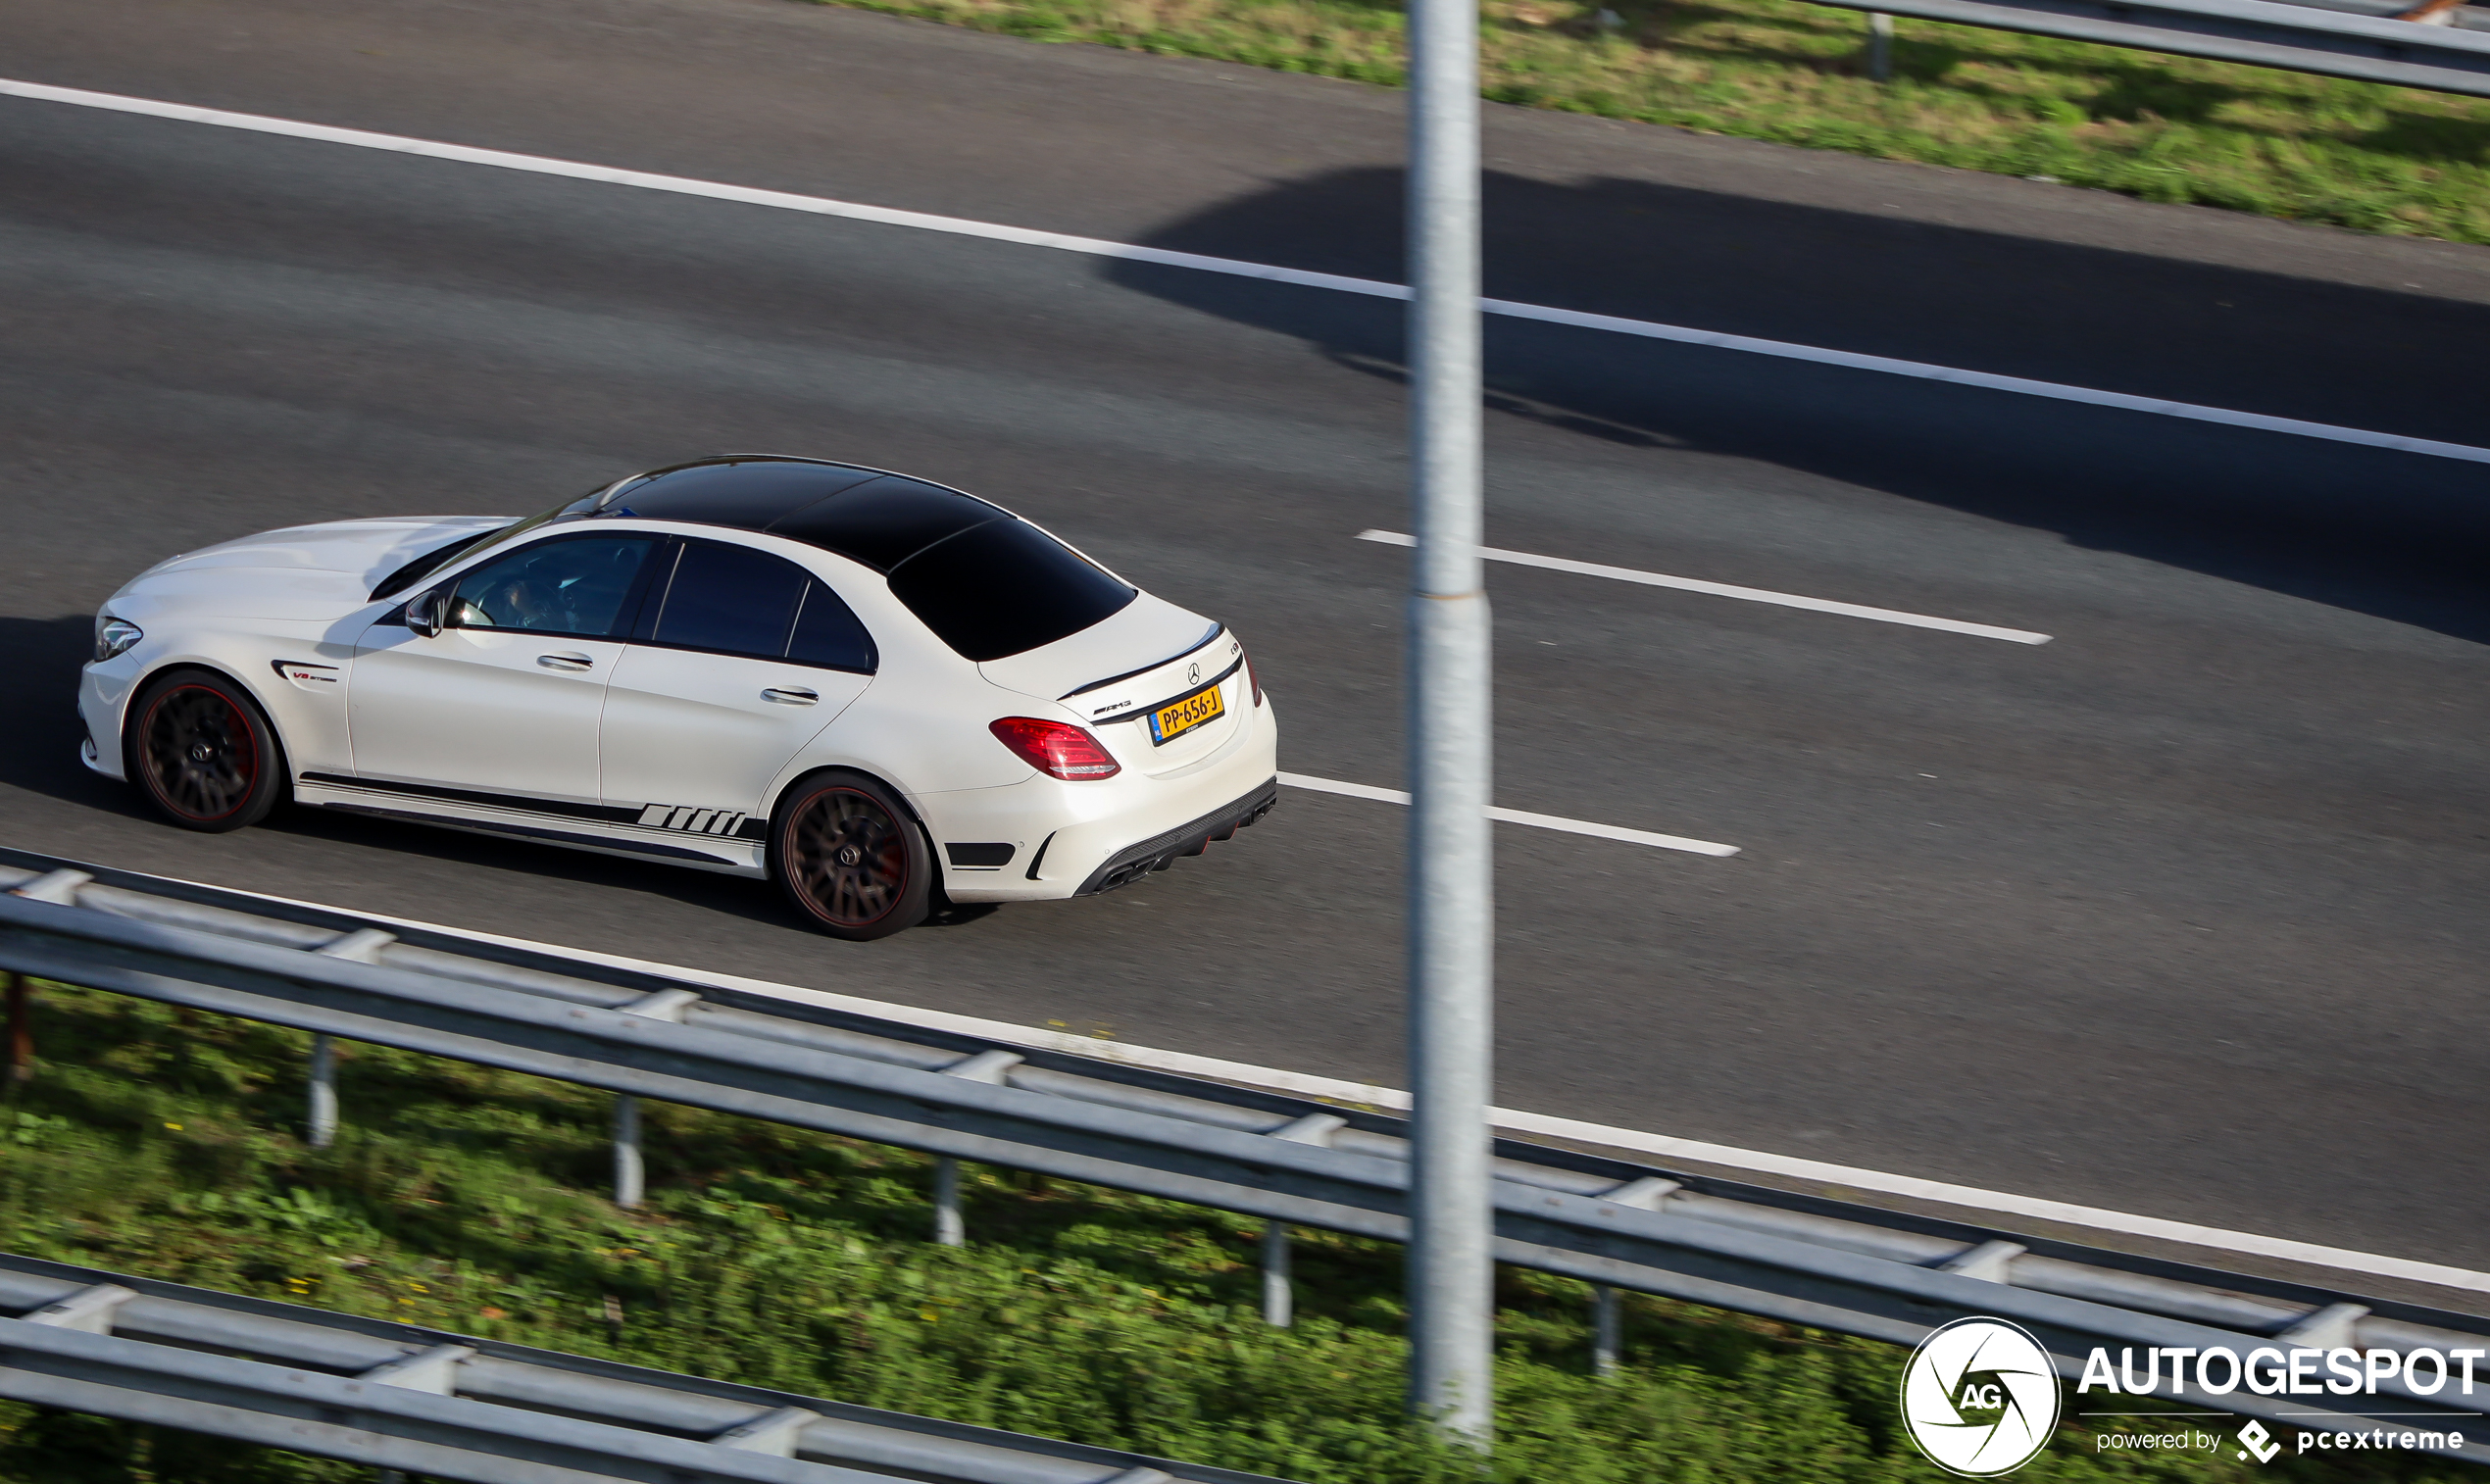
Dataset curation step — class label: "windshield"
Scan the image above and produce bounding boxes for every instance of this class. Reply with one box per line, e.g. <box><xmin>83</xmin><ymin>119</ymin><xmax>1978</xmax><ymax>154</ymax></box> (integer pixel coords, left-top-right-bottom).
<box><xmin>368</xmin><ymin>488</ymin><xmax>610</xmax><ymax>602</ymax></box>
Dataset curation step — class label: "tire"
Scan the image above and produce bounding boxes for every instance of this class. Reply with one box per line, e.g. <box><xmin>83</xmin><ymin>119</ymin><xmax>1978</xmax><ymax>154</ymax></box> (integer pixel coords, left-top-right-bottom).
<box><xmin>124</xmin><ymin>668</ymin><xmax>285</xmax><ymax>832</ymax></box>
<box><xmin>770</xmin><ymin>770</ymin><xmax>932</xmax><ymax>941</ymax></box>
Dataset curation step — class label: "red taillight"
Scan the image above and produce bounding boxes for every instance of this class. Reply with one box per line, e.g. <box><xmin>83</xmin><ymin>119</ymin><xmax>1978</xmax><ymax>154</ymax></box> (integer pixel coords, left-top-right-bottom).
<box><xmin>1241</xmin><ymin>645</ymin><xmax>1265</xmax><ymax>707</ymax></box>
<box><xmin>990</xmin><ymin>717</ymin><xmax>1121</xmax><ymax>780</ymax></box>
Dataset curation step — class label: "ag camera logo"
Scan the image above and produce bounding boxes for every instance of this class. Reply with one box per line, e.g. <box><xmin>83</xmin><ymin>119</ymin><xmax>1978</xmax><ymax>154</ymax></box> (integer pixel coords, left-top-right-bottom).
<box><xmin>1901</xmin><ymin>1317</ymin><xmax>2063</xmax><ymax>1475</ymax></box>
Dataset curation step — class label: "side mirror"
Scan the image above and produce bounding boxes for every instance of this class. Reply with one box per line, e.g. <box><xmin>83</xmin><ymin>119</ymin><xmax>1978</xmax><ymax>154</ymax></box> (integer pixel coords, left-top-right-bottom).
<box><xmin>406</xmin><ymin>586</ymin><xmax>445</xmax><ymax>638</ymax></box>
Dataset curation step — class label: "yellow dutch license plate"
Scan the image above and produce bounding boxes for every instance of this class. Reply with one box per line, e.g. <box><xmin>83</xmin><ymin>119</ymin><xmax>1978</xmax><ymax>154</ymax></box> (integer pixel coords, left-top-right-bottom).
<box><xmin>1148</xmin><ymin>684</ymin><xmax>1226</xmax><ymax>745</ymax></box>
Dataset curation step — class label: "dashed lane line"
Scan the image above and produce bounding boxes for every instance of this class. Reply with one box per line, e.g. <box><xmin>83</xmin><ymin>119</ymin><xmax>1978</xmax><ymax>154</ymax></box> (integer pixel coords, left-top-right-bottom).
<box><xmin>1280</xmin><ymin>771</ymin><xmax>1741</xmax><ymax>857</ymax></box>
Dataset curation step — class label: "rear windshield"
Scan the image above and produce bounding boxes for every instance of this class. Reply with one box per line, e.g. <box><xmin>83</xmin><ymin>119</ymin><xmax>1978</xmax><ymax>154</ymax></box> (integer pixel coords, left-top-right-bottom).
<box><xmin>887</xmin><ymin>519</ymin><xmax>1135</xmax><ymax>662</ymax></box>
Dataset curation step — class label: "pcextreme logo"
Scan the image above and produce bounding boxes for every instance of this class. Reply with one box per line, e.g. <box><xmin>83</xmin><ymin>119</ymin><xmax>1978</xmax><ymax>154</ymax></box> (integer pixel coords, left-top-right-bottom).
<box><xmin>1901</xmin><ymin>1317</ymin><xmax>2063</xmax><ymax>1476</ymax></box>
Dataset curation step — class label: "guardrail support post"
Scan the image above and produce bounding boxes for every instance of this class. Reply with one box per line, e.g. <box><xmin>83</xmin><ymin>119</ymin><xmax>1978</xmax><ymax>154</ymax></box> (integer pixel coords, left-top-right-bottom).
<box><xmin>1261</xmin><ymin>1222</ymin><xmax>1293</xmax><ymax>1325</ymax></box>
<box><xmin>607</xmin><ymin>988</ymin><xmax>704</xmax><ymax>1214</ymax></box>
<box><xmin>1586</xmin><ymin>1176</ymin><xmax>1674</xmax><ymax>1374</ymax></box>
<box><xmin>4</xmin><ymin>972</ymin><xmax>28</xmax><ymax>1085</ymax></box>
<box><xmin>307</xmin><ymin>1034</ymin><xmax>337</xmax><ymax>1149</ymax></box>
<box><xmin>933</xmin><ymin>1157</ymin><xmax>964</xmax><ymax>1246</ymax></box>
<box><xmin>1256</xmin><ymin>1113</ymin><xmax>1343</xmax><ymax>1327</ymax></box>
<box><xmin>613</xmin><ymin>1095</ymin><xmax>643</xmax><ymax>1211</ymax></box>
<box><xmin>1868</xmin><ymin>12</ymin><xmax>1894</xmax><ymax>79</ymax></box>
<box><xmin>1592</xmin><ymin>1285</ymin><xmax>1621</xmax><ymax>1374</ymax></box>
<box><xmin>301</xmin><ymin>928</ymin><xmax>401</xmax><ymax>1153</ymax></box>
<box><xmin>925</xmin><ymin>1051</ymin><xmax>1021</xmax><ymax>1248</ymax></box>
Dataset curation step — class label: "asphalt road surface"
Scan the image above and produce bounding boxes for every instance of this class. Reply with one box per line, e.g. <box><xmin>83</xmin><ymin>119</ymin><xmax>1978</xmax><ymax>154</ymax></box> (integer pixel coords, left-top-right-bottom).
<box><xmin>4</xmin><ymin>0</ymin><xmax>2487</xmax><ymax>1284</ymax></box>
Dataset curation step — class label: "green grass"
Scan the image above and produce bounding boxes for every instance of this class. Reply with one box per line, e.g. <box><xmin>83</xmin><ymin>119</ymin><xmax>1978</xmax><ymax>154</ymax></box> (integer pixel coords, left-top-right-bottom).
<box><xmin>0</xmin><ymin>982</ymin><xmax>2470</xmax><ymax>1482</ymax></box>
<box><xmin>801</xmin><ymin>0</ymin><xmax>2490</xmax><ymax>243</ymax></box>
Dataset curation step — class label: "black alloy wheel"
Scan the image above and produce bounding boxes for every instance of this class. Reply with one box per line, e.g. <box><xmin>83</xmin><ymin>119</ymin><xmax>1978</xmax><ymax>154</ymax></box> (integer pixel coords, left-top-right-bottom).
<box><xmin>127</xmin><ymin>669</ymin><xmax>284</xmax><ymax>832</ymax></box>
<box><xmin>771</xmin><ymin>771</ymin><xmax>931</xmax><ymax>940</ymax></box>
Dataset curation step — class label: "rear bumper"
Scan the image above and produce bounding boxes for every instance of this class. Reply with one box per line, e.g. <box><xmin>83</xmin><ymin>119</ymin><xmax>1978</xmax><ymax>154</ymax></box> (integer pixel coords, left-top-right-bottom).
<box><xmin>916</xmin><ymin>689</ymin><xmax>1278</xmax><ymax>904</ymax></box>
<box><xmin>1073</xmin><ymin>776</ymin><xmax>1277</xmax><ymax>896</ymax></box>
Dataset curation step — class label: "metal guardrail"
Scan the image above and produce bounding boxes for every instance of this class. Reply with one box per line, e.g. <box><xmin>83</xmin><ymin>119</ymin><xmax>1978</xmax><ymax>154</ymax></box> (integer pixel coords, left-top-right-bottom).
<box><xmin>2289</xmin><ymin>0</ymin><xmax>2486</xmax><ymax>33</ymax></box>
<box><xmin>0</xmin><ymin>1252</ymin><xmax>1286</xmax><ymax>1484</ymax></box>
<box><xmin>2</xmin><ymin>847</ymin><xmax>2486</xmax><ymax>1461</ymax></box>
<box><xmin>1832</xmin><ymin>0</ymin><xmax>2490</xmax><ymax>96</ymax></box>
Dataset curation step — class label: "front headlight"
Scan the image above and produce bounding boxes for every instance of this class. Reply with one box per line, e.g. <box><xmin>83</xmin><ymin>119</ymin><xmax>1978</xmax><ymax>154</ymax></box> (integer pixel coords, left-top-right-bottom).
<box><xmin>93</xmin><ymin>617</ymin><xmax>143</xmax><ymax>663</ymax></box>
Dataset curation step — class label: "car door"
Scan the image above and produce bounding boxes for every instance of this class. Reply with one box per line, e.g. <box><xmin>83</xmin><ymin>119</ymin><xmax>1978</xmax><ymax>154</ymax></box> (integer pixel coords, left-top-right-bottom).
<box><xmin>348</xmin><ymin>532</ymin><xmax>662</xmax><ymax>808</ymax></box>
<box><xmin>599</xmin><ymin>537</ymin><xmax>877</xmax><ymax>835</ymax></box>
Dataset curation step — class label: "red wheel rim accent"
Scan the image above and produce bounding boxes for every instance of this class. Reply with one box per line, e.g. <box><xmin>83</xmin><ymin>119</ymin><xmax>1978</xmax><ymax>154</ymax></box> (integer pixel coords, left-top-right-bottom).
<box><xmin>140</xmin><ymin>684</ymin><xmax>260</xmax><ymax>821</ymax></box>
<box><xmin>784</xmin><ymin>787</ymin><xmax>910</xmax><ymax>926</ymax></box>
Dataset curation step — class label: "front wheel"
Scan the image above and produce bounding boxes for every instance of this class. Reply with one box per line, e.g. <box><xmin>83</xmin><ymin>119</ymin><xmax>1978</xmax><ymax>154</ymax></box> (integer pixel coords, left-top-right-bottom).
<box><xmin>125</xmin><ymin>668</ymin><xmax>285</xmax><ymax>832</ymax></box>
<box><xmin>770</xmin><ymin>771</ymin><xmax>932</xmax><ymax>940</ymax></box>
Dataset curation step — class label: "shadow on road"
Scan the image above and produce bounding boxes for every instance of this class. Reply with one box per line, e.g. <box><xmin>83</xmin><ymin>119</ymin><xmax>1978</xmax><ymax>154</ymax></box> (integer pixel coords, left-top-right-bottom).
<box><xmin>1107</xmin><ymin>168</ymin><xmax>2490</xmax><ymax>644</ymax></box>
<box><xmin>0</xmin><ymin>616</ymin><xmax>132</xmax><ymax>816</ymax></box>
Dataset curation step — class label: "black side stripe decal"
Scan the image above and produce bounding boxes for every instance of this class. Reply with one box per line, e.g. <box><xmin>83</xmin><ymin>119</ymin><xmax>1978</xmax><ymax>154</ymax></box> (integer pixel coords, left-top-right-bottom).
<box><xmin>320</xmin><ymin>804</ymin><xmax>740</xmax><ymax>865</ymax></box>
<box><xmin>634</xmin><ymin>803</ymin><xmax>748</xmax><ymax>838</ymax></box>
<box><xmin>300</xmin><ymin>772</ymin><xmax>764</xmax><ymax>843</ymax></box>
<box><xmin>299</xmin><ymin>771</ymin><xmax>637</xmax><ymax>824</ymax></box>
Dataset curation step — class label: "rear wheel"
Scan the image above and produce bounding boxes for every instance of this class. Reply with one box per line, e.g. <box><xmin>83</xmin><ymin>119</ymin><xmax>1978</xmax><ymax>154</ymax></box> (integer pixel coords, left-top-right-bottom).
<box><xmin>125</xmin><ymin>668</ymin><xmax>284</xmax><ymax>832</ymax></box>
<box><xmin>770</xmin><ymin>771</ymin><xmax>931</xmax><ymax>940</ymax></box>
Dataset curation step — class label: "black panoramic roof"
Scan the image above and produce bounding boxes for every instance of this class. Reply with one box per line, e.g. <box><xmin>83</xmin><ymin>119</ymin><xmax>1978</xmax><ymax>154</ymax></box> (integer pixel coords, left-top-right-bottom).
<box><xmin>592</xmin><ymin>457</ymin><xmax>1011</xmax><ymax>572</ymax></box>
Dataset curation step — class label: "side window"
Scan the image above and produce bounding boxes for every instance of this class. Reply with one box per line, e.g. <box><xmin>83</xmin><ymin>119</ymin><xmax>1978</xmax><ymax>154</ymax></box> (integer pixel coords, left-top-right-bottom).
<box><xmin>787</xmin><ymin>580</ymin><xmax>877</xmax><ymax>672</ymax></box>
<box><xmin>646</xmin><ymin>538</ymin><xmax>877</xmax><ymax>671</ymax></box>
<box><xmin>651</xmin><ymin>540</ymin><xmax>807</xmax><ymax>659</ymax></box>
<box><xmin>447</xmin><ymin>536</ymin><xmax>655</xmax><ymax>636</ymax></box>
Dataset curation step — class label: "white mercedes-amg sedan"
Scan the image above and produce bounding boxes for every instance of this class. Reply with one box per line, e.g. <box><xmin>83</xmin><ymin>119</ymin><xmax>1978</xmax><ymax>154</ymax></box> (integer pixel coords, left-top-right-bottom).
<box><xmin>78</xmin><ymin>457</ymin><xmax>1279</xmax><ymax>939</ymax></box>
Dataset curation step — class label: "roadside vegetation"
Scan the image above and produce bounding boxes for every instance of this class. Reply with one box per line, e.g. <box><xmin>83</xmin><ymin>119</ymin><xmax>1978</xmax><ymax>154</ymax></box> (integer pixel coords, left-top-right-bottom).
<box><xmin>803</xmin><ymin>0</ymin><xmax>2490</xmax><ymax>244</ymax></box>
<box><xmin>0</xmin><ymin>981</ymin><xmax>2468</xmax><ymax>1482</ymax></box>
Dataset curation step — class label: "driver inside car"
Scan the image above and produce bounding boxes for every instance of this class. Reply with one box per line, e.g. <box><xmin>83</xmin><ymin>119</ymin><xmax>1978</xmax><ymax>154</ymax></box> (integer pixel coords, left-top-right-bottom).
<box><xmin>452</xmin><ymin>570</ymin><xmax>566</xmax><ymax>631</ymax></box>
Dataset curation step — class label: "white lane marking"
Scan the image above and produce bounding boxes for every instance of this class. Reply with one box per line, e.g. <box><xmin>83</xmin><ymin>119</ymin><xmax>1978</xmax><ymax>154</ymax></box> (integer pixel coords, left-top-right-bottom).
<box><xmin>1280</xmin><ymin>771</ymin><xmax>1741</xmax><ymax>856</ymax></box>
<box><xmin>6</xmin><ymin>76</ymin><xmax>2488</xmax><ymax>469</ymax></box>
<box><xmin>1358</xmin><ymin>529</ymin><xmax>2053</xmax><ymax>644</ymax></box>
<box><xmin>136</xmin><ymin>868</ymin><xmax>2490</xmax><ymax>1297</ymax></box>
<box><xmin>1282</xmin><ymin>773</ymin><xmax>1410</xmax><ymax>806</ymax></box>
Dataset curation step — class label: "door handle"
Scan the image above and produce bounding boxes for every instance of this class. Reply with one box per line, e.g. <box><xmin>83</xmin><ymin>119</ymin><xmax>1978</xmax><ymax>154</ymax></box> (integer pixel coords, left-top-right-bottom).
<box><xmin>762</xmin><ymin>686</ymin><xmax>820</xmax><ymax>706</ymax></box>
<box><xmin>537</xmin><ymin>653</ymin><xmax>595</xmax><ymax>671</ymax></box>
